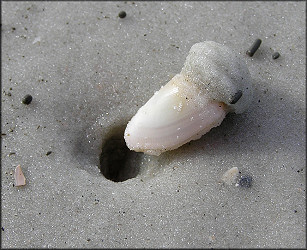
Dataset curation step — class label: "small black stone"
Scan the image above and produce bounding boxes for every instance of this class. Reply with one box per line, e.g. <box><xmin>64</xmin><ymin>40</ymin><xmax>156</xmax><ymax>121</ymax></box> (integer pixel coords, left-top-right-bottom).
<box><xmin>272</xmin><ymin>52</ymin><xmax>280</xmax><ymax>59</ymax></box>
<box><xmin>246</xmin><ymin>39</ymin><xmax>262</xmax><ymax>57</ymax></box>
<box><xmin>230</xmin><ymin>90</ymin><xmax>243</xmax><ymax>104</ymax></box>
<box><xmin>46</xmin><ymin>151</ymin><xmax>52</xmax><ymax>156</ymax></box>
<box><xmin>118</xmin><ymin>11</ymin><xmax>126</xmax><ymax>18</ymax></box>
<box><xmin>239</xmin><ymin>175</ymin><xmax>253</xmax><ymax>188</ymax></box>
<box><xmin>22</xmin><ymin>94</ymin><xmax>32</xmax><ymax>105</ymax></box>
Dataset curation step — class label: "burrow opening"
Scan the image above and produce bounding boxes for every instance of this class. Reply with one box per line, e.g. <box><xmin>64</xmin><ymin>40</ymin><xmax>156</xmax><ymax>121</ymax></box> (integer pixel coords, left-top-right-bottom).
<box><xmin>99</xmin><ymin>125</ymin><xmax>142</xmax><ymax>182</ymax></box>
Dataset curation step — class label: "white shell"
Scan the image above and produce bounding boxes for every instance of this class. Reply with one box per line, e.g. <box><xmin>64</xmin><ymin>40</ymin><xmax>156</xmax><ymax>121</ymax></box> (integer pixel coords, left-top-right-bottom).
<box><xmin>124</xmin><ymin>41</ymin><xmax>253</xmax><ymax>156</ymax></box>
<box><xmin>221</xmin><ymin>167</ymin><xmax>239</xmax><ymax>185</ymax></box>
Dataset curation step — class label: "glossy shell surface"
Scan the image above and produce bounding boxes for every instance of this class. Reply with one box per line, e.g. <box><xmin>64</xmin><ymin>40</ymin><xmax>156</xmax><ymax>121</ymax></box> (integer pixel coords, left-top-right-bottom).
<box><xmin>124</xmin><ymin>41</ymin><xmax>252</xmax><ymax>155</ymax></box>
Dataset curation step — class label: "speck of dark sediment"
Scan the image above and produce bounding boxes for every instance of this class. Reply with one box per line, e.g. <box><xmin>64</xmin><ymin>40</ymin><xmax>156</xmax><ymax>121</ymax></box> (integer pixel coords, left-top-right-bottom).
<box><xmin>230</xmin><ymin>90</ymin><xmax>243</xmax><ymax>104</ymax></box>
<box><xmin>118</xmin><ymin>11</ymin><xmax>127</xmax><ymax>18</ymax></box>
<box><xmin>246</xmin><ymin>39</ymin><xmax>262</xmax><ymax>57</ymax></box>
<box><xmin>272</xmin><ymin>52</ymin><xmax>280</xmax><ymax>59</ymax></box>
<box><xmin>238</xmin><ymin>175</ymin><xmax>253</xmax><ymax>188</ymax></box>
<box><xmin>22</xmin><ymin>94</ymin><xmax>33</xmax><ymax>105</ymax></box>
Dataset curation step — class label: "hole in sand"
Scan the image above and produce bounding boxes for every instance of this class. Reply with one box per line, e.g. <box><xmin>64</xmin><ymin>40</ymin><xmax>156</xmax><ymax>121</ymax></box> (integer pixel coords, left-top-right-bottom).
<box><xmin>99</xmin><ymin>125</ymin><xmax>142</xmax><ymax>182</ymax></box>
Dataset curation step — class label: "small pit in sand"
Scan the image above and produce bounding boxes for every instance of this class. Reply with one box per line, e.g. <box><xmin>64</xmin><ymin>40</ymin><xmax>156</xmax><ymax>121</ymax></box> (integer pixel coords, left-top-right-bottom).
<box><xmin>99</xmin><ymin>125</ymin><xmax>142</xmax><ymax>182</ymax></box>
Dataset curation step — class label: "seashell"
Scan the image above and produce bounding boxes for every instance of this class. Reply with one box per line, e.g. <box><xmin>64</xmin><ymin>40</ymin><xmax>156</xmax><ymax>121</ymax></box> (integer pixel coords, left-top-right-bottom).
<box><xmin>14</xmin><ymin>165</ymin><xmax>26</xmax><ymax>187</ymax></box>
<box><xmin>221</xmin><ymin>167</ymin><xmax>239</xmax><ymax>185</ymax></box>
<box><xmin>124</xmin><ymin>41</ymin><xmax>253</xmax><ymax>156</ymax></box>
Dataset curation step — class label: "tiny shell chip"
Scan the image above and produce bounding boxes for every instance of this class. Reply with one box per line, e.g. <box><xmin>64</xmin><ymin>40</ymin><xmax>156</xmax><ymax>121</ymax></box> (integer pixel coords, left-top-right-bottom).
<box><xmin>221</xmin><ymin>167</ymin><xmax>239</xmax><ymax>185</ymax></box>
<box><xmin>14</xmin><ymin>165</ymin><xmax>26</xmax><ymax>187</ymax></box>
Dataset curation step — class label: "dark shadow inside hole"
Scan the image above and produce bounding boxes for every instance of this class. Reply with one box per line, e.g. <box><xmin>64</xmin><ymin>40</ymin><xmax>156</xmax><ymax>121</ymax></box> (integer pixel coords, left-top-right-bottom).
<box><xmin>99</xmin><ymin>125</ymin><xmax>142</xmax><ymax>182</ymax></box>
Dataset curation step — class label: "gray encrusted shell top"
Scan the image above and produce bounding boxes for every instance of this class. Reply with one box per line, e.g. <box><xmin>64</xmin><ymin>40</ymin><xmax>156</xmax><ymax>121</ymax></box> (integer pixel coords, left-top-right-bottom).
<box><xmin>180</xmin><ymin>41</ymin><xmax>253</xmax><ymax>114</ymax></box>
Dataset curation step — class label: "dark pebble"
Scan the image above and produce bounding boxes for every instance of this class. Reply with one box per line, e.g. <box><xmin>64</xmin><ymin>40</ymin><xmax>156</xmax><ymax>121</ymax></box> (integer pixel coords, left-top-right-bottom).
<box><xmin>118</xmin><ymin>11</ymin><xmax>126</xmax><ymax>18</ymax></box>
<box><xmin>22</xmin><ymin>94</ymin><xmax>32</xmax><ymax>105</ymax></box>
<box><xmin>272</xmin><ymin>52</ymin><xmax>280</xmax><ymax>59</ymax></box>
<box><xmin>230</xmin><ymin>90</ymin><xmax>243</xmax><ymax>104</ymax></box>
<box><xmin>246</xmin><ymin>39</ymin><xmax>262</xmax><ymax>57</ymax></box>
<box><xmin>46</xmin><ymin>151</ymin><xmax>52</xmax><ymax>156</ymax></box>
<box><xmin>239</xmin><ymin>175</ymin><xmax>253</xmax><ymax>188</ymax></box>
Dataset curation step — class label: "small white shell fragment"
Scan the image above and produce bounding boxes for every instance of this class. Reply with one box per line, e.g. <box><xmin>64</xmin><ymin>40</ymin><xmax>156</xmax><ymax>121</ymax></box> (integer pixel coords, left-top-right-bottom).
<box><xmin>32</xmin><ymin>36</ymin><xmax>41</xmax><ymax>44</ymax></box>
<box><xmin>14</xmin><ymin>165</ymin><xmax>26</xmax><ymax>187</ymax></box>
<box><xmin>221</xmin><ymin>167</ymin><xmax>239</xmax><ymax>185</ymax></box>
<box><xmin>124</xmin><ymin>41</ymin><xmax>253</xmax><ymax>156</ymax></box>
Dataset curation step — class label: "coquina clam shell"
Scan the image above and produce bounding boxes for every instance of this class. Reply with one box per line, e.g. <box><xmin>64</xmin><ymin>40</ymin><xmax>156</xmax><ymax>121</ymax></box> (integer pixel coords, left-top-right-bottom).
<box><xmin>124</xmin><ymin>41</ymin><xmax>253</xmax><ymax>156</ymax></box>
